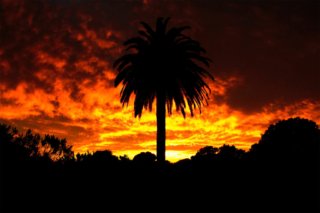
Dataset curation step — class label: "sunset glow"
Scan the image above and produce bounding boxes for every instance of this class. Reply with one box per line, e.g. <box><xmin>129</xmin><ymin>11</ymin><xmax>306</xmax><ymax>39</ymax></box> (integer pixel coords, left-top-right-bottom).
<box><xmin>1</xmin><ymin>0</ymin><xmax>319</xmax><ymax>162</ymax></box>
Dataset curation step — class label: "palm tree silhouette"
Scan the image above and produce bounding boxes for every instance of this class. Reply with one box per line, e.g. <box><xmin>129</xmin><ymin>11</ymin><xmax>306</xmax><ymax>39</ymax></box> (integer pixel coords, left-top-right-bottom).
<box><xmin>114</xmin><ymin>17</ymin><xmax>213</xmax><ymax>163</ymax></box>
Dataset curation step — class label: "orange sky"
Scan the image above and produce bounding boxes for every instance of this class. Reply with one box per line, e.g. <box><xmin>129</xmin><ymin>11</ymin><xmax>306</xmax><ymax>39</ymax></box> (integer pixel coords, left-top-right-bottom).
<box><xmin>0</xmin><ymin>0</ymin><xmax>319</xmax><ymax>162</ymax></box>
<box><xmin>1</xmin><ymin>76</ymin><xmax>319</xmax><ymax>161</ymax></box>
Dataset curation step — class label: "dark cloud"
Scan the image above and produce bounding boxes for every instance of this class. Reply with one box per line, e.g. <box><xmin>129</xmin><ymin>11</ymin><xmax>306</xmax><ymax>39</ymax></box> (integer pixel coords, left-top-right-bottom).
<box><xmin>0</xmin><ymin>97</ymin><xmax>17</xmax><ymax>106</ymax></box>
<box><xmin>0</xmin><ymin>0</ymin><xmax>319</xmax><ymax>158</ymax></box>
<box><xmin>0</xmin><ymin>114</ymin><xmax>96</xmax><ymax>148</ymax></box>
<box><xmin>0</xmin><ymin>0</ymin><xmax>125</xmax><ymax>96</ymax></box>
<box><xmin>187</xmin><ymin>0</ymin><xmax>320</xmax><ymax>112</ymax></box>
<box><xmin>50</xmin><ymin>97</ymin><xmax>60</xmax><ymax>110</ymax></box>
<box><xmin>1</xmin><ymin>0</ymin><xmax>319</xmax><ymax>112</ymax></box>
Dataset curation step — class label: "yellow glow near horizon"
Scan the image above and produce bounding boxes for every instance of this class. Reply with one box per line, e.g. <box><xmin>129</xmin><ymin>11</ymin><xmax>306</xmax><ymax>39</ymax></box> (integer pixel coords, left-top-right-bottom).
<box><xmin>1</xmin><ymin>74</ymin><xmax>319</xmax><ymax>162</ymax></box>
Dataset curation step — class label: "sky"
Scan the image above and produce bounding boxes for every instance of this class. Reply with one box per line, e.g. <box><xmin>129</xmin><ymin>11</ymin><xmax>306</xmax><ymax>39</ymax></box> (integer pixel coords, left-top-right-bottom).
<box><xmin>0</xmin><ymin>0</ymin><xmax>319</xmax><ymax>162</ymax></box>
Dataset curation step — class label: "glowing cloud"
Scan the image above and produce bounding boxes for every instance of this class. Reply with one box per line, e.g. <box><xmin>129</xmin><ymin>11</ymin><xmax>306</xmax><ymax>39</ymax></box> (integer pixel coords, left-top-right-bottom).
<box><xmin>0</xmin><ymin>0</ymin><xmax>319</xmax><ymax>162</ymax></box>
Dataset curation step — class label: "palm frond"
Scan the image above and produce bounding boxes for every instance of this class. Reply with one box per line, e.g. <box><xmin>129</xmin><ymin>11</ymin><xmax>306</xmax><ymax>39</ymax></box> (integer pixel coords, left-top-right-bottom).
<box><xmin>166</xmin><ymin>26</ymin><xmax>191</xmax><ymax>39</ymax></box>
<box><xmin>138</xmin><ymin>30</ymin><xmax>152</xmax><ymax>41</ymax></box>
<box><xmin>123</xmin><ymin>37</ymin><xmax>148</xmax><ymax>46</ymax></box>
<box><xmin>140</xmin><ymin>21</ymin><xmax>155</xmax><ymax>37</ymax></box>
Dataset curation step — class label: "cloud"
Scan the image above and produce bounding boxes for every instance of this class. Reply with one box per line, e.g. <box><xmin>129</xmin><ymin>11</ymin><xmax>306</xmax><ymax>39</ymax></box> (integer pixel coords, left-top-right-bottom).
<box><xmin>189</xmin><ymin>0</ymin><xmax>320</xmax><ymax>112</ymax></box>
<box><xmin>0</xmin><ymin>0</ymin><xmax>319</xmax><ymax>162</ymax></box>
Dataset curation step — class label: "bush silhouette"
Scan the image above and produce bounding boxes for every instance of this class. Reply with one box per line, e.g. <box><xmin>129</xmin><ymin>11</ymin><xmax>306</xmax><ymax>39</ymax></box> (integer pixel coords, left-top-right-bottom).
<box><xmin>247</xmin><ymin>117</ymin><xmax>320</xmax><ymax>212</ymax></box>
<box><xmin>249</xmin><ymin>117</ymin><xmax>320</xmax><ymax>163</ymax></box>
<box><xmin>191</xmin><ymin>146</ymin><xmax>218</xmax><ymax>161</ymax></box>
<box><xmin>216</xmin><ymin>144</ymin><xmax>245</xmax><ymax>162</ymax></box>
<box><xmin>0</xmin><ymin>124</ymin><xmax>74</xmax><ymax>162</ymax></box>
<box><xmin>133</xmin><ymin>151</ymin><xmax>157</xmax><ymax>164</ymax></box>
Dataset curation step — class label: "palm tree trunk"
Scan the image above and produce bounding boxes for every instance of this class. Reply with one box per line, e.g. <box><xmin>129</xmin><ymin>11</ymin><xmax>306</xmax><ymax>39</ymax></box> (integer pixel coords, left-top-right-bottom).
<box><xmin>156</xmin><ymin>91</ymin><xmax>166</xmax><ymax>163</ymax></box>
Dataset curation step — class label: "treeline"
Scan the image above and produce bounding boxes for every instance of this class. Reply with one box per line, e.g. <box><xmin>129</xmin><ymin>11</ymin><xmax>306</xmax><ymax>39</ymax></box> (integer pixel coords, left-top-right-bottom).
<box><xmin>0</xmin><ymin>117</ymin><xmax>319</xmax><ymax>212</ymax></box>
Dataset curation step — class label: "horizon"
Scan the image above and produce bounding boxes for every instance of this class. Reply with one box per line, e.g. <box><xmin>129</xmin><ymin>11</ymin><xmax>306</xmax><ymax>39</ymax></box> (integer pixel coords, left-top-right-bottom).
<box><xmin>0</xmin><ymin>0</ymin><xmax>319</xmax><ymax>162</ymax></box>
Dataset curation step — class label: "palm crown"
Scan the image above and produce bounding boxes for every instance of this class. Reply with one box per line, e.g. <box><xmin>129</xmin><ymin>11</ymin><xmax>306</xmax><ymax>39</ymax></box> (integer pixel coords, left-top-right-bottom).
<box><xmin>114</xmin><ymin>17</ymin><xmax>213</xmax><ymax>118</ymax></box>
<box><xmin>114</xmin><ymin>17</ymin><xmax>213</xmax><ymax>162</ymax></box>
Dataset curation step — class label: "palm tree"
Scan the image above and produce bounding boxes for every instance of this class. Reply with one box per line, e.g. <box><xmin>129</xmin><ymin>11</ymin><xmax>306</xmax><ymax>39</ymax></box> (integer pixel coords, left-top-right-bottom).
<box><xmin>114</xmin><ymin>17</ymin><xmax>213</xmax><ymax>163</ymax></box>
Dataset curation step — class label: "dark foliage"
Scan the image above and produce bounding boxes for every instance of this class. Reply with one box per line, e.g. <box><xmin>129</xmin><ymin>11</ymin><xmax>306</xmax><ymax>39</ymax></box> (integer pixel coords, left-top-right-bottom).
<box><xmin>133</xmin><ymin>151</ymin><xmax>156</xmax><ymax>164</ymax></box>
<box><xmin>0</xmin><ymin>124</ymin><xmax>74</xmax><ymax>162</ymax></box>
<box><xmin>249</xmin><ymin>117</ymin><xmax>320</xmax><ymax>163</ymax></box>
<box><xmin>0</xmin><ymin>117</ymin><xmax>319</xmax><ymax>212</ymax></box>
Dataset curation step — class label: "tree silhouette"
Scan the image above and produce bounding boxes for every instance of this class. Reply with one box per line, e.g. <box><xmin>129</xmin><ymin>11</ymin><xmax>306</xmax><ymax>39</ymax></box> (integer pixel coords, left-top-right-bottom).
<box><xmin>249</xmin><ymin>117</ymin><xmax>320</xmax><ymax>163</ymax></box>
<box><xmin>40</xmin><ymin>134</ymin><xmax>74</xmax><ymax>161</ymax></box>
<box><xmin>0</xmin><ymin>123</ymin><xmax>74</xmax><ymax>161</ymax></box>
<box><xmin>191</xmin><ymin>145</ymin><xmax>218</xmax><ymax>162</ymax></box>
<box><xmin>114</xmin><ymin>17</ymin><xmax>214</xmax><ymax>162</ymax></box>
<box><xmin>216</xmin><ymin>144</ymin><xmax>245</xmax><ymax>162</ymax></box>
<box><xmin>0</xmin><ymin>124</ymin><xmax>29</xmax><ymax>165</ymax></box>
<box><xmin>1</xmin><ymin>120</ymin><xmax>319</xmax><ymax>212</ymax></box>
<box><xmin>133</xmin><ymin>151</ymin><xmax>156</xmax><ymax>165</ymax></box>
<box><xmin>248</xmin><ymin>117</ymin><xmax>320</xmax><ymax>211</ymax></box>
